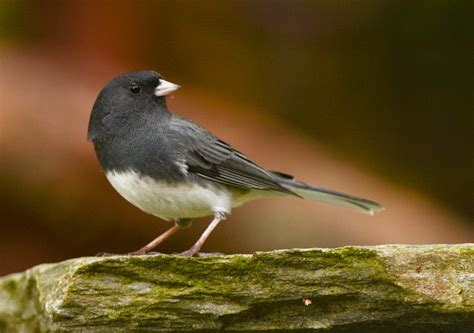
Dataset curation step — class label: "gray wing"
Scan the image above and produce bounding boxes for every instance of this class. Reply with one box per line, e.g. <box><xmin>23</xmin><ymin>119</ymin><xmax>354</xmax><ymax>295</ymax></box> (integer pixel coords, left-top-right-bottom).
<box><xmin>170</xmin><ymin>117</ymin><xmax>296</xmax><ymax>195</ymax></box>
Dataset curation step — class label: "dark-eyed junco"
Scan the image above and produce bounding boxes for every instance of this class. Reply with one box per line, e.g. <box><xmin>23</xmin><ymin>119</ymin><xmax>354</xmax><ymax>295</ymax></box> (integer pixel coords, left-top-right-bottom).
<box><xmin>88</xmin><ymin>70</ymin><xmax>383</xmax><ymax>256</ymax></box>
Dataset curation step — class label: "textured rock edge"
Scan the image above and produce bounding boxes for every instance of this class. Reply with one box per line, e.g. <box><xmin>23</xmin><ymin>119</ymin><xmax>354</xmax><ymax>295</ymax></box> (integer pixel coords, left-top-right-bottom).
<box><xmin>0</xmin><ymin>244</ymin><xmax>473</xmax><ymax>332</ymax></box>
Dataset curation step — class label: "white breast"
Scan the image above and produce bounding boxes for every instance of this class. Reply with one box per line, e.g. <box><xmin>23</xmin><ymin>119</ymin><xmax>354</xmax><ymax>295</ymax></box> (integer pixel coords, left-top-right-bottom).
<box><xmin>105</xmin><ymin>170</ymin><xmax>232</xmax><ymax>220</ymax></box>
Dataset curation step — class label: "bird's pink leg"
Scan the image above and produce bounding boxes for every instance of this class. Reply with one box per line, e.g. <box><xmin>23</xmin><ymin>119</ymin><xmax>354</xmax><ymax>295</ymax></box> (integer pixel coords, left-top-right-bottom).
<box><xmin>180</xmin><ymin>212</ymin><xmax>226</xmax><ymax>257</ymax></box>
<box><xmin>127</xmin><ymin>225</ymin><xmax>180</xmax><ymax>255</ymax></box>
<box><xmin>98</xmin><ymin>225</ymin><xmax>180</xmax><ymax>256</ymax></box>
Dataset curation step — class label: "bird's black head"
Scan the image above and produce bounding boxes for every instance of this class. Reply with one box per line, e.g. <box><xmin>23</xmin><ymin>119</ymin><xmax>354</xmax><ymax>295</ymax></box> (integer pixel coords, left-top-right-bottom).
<box><xmin>87</xmin><ymin>70</ymin><xmax>180</xmax><ymax>141</ymax></box>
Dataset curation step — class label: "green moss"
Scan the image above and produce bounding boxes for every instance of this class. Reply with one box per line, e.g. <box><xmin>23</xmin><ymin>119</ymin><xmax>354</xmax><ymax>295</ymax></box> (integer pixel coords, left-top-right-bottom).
<box><xmin>1</xmin><ymin>245</ymin><xmax>473</xmax><ymax>331</ymax></box>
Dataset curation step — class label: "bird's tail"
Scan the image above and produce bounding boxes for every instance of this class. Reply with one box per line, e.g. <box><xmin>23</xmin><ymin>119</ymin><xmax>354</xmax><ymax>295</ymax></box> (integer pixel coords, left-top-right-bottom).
<box><xmin>270</xmin><ymin>171</ymin><xmax>384</xmax><ymax>215</ymax></box>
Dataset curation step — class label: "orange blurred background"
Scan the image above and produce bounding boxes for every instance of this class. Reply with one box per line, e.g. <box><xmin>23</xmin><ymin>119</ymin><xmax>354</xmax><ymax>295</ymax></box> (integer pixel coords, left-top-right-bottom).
<box><xmin>1</xmin><ymin>1</ymin><xmax>473</xmax><ymax>276</ymax></box>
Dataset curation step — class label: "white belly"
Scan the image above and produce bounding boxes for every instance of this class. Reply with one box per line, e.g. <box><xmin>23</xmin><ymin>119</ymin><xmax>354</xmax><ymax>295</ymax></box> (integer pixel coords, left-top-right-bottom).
<box><xmin>105</xmin><ymin>170</ymin><xmax>232</xmax><ymax>220</ymax></box>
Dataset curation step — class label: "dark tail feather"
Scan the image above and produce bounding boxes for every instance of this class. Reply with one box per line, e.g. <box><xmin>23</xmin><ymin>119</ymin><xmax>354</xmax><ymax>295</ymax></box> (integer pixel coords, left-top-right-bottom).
<box><xmin>270</xmin><ymin>171</ymin><xmax>384</xmax><ymax>215</ymax></box>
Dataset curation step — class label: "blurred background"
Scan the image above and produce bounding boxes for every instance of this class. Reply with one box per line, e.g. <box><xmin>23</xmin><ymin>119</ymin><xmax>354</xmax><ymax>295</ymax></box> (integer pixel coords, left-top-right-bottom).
<box><xmin>1</xmin><ymin>0</ymin><xmax>473</xmax><ymax>276</ymax></box>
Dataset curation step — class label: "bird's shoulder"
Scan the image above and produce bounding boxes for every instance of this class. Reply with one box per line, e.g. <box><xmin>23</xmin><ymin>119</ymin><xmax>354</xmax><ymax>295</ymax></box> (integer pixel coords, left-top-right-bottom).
<box><xmin>167</xmin><ymin>115</ymin><xmax>214</xmax><ymax>143</ymax></box>
<box><xmin>168</xmin><ymin>115</ymin><xmax>250</xmax><ymax>166</ymax></box>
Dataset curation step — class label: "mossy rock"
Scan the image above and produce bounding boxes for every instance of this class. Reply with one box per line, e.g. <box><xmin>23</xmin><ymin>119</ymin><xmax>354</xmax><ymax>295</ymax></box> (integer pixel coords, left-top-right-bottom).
<box><xmin>0</xmin><ymin>244</ymin><xmax>473</xmax><ymax>332</ymax></box>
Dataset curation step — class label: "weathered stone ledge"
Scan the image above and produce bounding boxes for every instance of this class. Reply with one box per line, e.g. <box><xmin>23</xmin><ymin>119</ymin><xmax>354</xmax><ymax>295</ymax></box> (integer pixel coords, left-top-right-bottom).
<box><xmin>0</xmin><ymin>244</ymin><xmax>473</xmax><ymax>332</ymax></box>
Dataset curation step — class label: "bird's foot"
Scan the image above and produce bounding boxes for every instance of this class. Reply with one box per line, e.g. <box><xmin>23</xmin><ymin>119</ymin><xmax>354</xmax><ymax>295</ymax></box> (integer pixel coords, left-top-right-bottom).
<box><xmin>179</xmin><ymin>244</ymin><xmax>202</xmax><ymax>257</ymax></box>
<box><xmin>126</xmin><ymin>249</ymin><xmax>148</xmax><ymax>256</ymax></box>
<box><xmin>177</xmin><ymin>249</ymin><xmax>224</xmax><ymax>258</ymax></box>
<box><xmin>179</xmin><ymin>249</ymin><xmax>197</xmax><ymax>257</ymax></box>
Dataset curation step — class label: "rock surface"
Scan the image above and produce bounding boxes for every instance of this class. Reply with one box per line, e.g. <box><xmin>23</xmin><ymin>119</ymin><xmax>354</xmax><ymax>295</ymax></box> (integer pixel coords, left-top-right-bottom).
<box><xmin>0</xmin><ymin>244</ymin><xmax>473</xmax><ymax>332</ymax></box>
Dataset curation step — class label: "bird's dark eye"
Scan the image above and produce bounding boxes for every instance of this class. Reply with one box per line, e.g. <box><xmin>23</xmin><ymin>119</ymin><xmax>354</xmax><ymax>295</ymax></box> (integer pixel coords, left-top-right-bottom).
<box><xmin>129</xmin><ymin>84</ymin><xmax>141</xmax><ymax>94</ymax></box>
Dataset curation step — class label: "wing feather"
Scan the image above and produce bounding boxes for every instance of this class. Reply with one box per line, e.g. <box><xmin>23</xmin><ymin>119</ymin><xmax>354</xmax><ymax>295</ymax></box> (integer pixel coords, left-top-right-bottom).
<box><xmin>169</xmin><ymin>116</ymin><xmax>296</xmax><ymax>195</ymax></box>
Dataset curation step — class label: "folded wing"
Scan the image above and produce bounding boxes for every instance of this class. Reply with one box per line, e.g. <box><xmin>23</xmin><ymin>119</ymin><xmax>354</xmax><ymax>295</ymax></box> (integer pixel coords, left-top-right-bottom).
<box><xmin>186</xmin><ymin>138</ymin><xmax>296</xmax><ymax>195</ymax></box>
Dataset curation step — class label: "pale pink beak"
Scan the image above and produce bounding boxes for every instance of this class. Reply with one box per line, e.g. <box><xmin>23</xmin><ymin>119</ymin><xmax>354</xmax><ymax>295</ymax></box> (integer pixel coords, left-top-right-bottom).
<box><xmin>154</xmin><ymin>79</ymin><xmax>180</xmax><ymax>97</ymax></box>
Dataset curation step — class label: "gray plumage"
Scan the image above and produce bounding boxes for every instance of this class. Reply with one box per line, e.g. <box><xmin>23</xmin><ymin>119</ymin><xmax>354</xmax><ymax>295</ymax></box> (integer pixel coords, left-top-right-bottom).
<box><xmin>88</xmin><ymin>70</ymin><xmax>383</xmax><ymax>256</ymax></box>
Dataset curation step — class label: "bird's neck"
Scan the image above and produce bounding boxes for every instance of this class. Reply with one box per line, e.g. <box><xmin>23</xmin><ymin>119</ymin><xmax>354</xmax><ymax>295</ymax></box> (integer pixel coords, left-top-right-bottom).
<box><xmin>158</xmin><ymin>96</ymin><xmax>169</xmax><ymax>108</ymax></box>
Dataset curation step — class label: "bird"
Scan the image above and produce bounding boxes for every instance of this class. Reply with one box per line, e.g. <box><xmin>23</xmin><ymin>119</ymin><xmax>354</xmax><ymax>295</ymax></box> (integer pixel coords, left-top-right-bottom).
<box><xmin>87</xmin><ymin>70</ymin><xmax>384</xmax><ymax>257</ymax></box>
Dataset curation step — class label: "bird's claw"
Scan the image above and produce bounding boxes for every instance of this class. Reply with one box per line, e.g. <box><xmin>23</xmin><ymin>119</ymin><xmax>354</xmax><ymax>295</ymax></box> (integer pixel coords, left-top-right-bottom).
<box><xmin>179</xmin><ymin>249</ymin><xmax>197</xmax><ymax>257</ymax></box>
